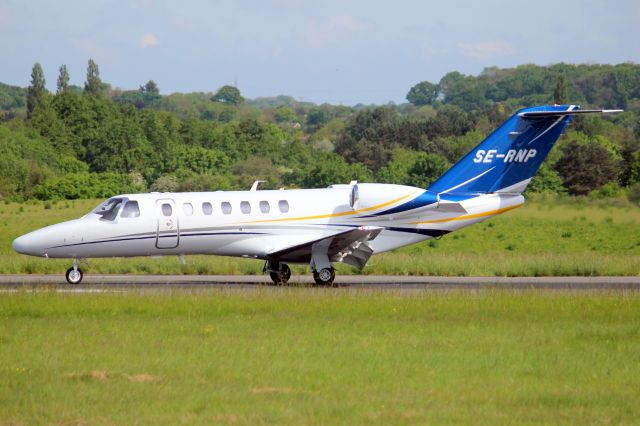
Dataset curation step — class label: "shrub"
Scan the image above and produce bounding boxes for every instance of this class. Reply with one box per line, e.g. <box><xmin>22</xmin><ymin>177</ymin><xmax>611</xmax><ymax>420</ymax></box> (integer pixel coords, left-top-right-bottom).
<box><xmin>33</xmin><ymin>172</ymin><xmax>144</xmax><ymax>200</ymax></box>
<box><xmin>150</xmin><ymin>175</ymin><xmax>179</xmax><ymax>192</ymax></box>
<box><xmin>628</xmin><ymin>183</ymin><xmax>640</xmax><ymax>206</ymax></box>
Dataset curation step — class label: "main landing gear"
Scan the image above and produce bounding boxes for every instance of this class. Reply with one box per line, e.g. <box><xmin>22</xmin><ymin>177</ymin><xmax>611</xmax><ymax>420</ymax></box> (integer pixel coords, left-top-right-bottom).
<box><xmin>65</xmin><ymin>259</ymin><xmax>83</xmax><ymax>284</ymax></box>
<box><xmin>264</xmin><ymin>261</ymin><xmax>336</xmax><ymax>286</ymax></box>
<box><xmin>312</xmin><ymin>267</ymin><xmax>336</xmax><ymax>286</ymax></box>
<box><xmin>310</xmin><ymin>252</ymin><xmax>336</xmax><ymax>286</ymax></box>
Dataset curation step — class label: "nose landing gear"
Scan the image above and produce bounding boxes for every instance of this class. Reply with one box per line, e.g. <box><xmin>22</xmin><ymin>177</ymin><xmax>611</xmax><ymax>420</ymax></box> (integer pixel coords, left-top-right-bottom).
<box><xmin>65</xmin><ymin>259</ymin><xmax>84</xmax><ymax>284</ymax></box>
<box><xmin>264</xmin><ymin>261</ymin><xmax>291</xmax><ymax>285</ymax></box>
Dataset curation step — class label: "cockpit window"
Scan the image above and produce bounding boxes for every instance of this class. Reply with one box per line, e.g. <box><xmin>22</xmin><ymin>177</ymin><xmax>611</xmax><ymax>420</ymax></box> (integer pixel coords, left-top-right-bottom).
<box><xmin>120</xmin><ymin>200</ymin><xmax>140</xmax><ymax>218</ymax></box>
<box><xmin>93</xmin><ymin>198</ymin><xmax>125</xmax><ymax>221</ymax></box>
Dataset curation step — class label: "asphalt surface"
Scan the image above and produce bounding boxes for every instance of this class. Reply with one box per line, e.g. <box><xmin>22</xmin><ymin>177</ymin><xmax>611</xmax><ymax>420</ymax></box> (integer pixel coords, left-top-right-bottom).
<box><xmin>1</xmin><ymin>274</ymin><xmax>639</xmax><ymax>291</ymax></box>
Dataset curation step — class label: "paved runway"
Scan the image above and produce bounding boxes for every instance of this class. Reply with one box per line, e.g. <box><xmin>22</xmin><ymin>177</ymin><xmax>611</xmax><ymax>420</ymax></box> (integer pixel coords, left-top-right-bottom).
<box><xmin>1</xmin><ymin>274</ymin><xmax>639</xmax><ymax>291</ymax></box>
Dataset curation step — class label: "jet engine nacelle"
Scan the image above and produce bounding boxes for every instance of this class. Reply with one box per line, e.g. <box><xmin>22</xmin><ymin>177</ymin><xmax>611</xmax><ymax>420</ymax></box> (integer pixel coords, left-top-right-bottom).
<box><xmin>349</xmin><ymin>183</ymin><xmax>422</xmax><ymax>211</ymax></box>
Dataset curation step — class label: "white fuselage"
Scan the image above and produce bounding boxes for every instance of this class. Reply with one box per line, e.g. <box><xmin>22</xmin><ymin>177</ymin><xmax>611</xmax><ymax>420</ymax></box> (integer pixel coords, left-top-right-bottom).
<box><xmin>13</xmin><ymin>183</ymin><xmax>524</xmax><ymax>263</ymax></box>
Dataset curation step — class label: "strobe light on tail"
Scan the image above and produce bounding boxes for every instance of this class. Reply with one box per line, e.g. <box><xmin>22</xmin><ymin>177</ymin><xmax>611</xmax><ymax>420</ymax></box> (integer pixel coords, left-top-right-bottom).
<box><xmin>13</xmin><ymin>105</ymin><xmax>622</xmax><ymax>285</ymax></box>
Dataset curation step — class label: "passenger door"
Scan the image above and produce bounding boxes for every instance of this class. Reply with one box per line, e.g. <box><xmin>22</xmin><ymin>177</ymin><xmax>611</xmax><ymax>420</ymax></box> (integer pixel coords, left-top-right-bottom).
<box><xmin>156</xmin><ymin>199</ymin><xmax>179</xmax><ymax>249</ymax></box>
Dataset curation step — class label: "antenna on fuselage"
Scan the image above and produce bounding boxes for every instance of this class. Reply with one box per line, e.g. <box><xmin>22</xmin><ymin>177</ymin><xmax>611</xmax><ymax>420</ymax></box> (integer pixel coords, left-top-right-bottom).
<box><xmin>250</xmin><ymin>180</ymin><xmax>266</xmax><ymax>191</ymax></box>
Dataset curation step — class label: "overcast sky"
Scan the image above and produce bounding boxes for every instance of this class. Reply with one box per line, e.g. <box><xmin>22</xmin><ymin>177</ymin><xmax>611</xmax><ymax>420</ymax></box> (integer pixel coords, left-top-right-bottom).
<box><xmin>1</xmin><ymin>0</ymin><xmax>638</xmax><ymax>104</ymax></box>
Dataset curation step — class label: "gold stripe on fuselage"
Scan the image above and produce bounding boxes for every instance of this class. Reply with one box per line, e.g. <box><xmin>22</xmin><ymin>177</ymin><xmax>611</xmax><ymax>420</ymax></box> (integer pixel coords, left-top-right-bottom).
<box><xmin>240</xmin><ymin>191</ymin><xmax>418</xmax><ymax>224</ymax></box>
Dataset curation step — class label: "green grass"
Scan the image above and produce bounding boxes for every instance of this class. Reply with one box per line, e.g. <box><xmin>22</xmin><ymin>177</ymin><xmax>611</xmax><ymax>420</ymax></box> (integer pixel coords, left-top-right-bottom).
<box><xmin>1</xmin><ymin>197</ymin><xmax>639</xmax><ymax>276</ymax></box>
<box><xmin>1</xmin><ymin>290</ymin><xmax>639</xmax><ymax>424</ymax></box>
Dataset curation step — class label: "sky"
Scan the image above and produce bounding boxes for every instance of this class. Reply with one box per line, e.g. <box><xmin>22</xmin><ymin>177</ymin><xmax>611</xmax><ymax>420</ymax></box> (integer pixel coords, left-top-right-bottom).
<box><xmin>1</xmin><ymin>0</ymin><xmax>639</xmax><ymax>105</ymax></box>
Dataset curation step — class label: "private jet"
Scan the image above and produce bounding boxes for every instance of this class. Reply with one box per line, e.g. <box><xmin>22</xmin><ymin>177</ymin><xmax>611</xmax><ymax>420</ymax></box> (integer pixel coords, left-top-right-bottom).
<box><xmin>13</xmin><ymin>105</ymin><xmax>621</xmax><ymax>285</ymax></box>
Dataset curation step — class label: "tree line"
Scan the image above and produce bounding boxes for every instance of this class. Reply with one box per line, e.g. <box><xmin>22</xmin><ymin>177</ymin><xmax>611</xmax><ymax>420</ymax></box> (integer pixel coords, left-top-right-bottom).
<box><xmin>0</xmin><ymin>60</ymin><xmax>639</xmax><ymax>202</ymax></box>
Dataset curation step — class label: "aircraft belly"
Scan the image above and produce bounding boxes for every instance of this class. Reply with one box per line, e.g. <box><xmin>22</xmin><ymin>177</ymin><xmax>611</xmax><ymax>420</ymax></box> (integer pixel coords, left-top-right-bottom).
<box><xmin>177</xmin><ymin>232</ymin><xmax>268</xmax><ymax>257</ymax></box>
<box><xmin>368</xmin><ymin>231</ymin><xmax>431</xmax><ymax>253</ymax></box>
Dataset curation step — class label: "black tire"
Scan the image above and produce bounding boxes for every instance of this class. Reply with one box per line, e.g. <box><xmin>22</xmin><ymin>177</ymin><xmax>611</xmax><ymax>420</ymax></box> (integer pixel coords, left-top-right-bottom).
<box><xmin>65</xmin><ymin>267</ymin><xmax>83</xmax><ymax>285</ymax></box>
<box><xmin>269</xmin><ymin>264</ymin><xmax>291</xmax><ymax>285</ymax></box>
<box><xmin>281</xmin><ymin>264</ymin><xmax>291</xmax><ymax>282</ymax></box>
<box><xmin>313</xmin><ymin>267</ymin><xmax>335</xmax><ymax>286</ymax></box>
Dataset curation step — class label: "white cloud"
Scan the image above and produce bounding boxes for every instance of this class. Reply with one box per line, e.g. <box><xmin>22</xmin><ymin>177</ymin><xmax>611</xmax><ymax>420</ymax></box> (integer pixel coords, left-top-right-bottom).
<box><xmin>302</xmin><ymin>14</ymin><xmax>368</xmax><ymax>48</ymax></box>
<box><xmin>138</xmin><ymin>34</ymin><xmax>160</xmax><ymax>48</ymax></box>
<box><xmin>458</xmin><ymin>40</ymin><xmax>516</xmax><ymax>61</ymax></box>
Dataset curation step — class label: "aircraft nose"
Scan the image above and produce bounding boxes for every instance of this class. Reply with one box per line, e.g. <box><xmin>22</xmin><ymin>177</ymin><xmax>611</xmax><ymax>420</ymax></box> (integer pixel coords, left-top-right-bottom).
<box><xmin>12</xmin><ymin>233</ymin><xmax>43</xmax><ymax>256</ymax></box>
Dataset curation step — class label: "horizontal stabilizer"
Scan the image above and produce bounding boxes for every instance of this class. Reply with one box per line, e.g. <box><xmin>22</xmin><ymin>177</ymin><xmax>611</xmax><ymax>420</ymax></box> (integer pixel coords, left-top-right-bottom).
<box><xmin>267</xmin><ymin>226</ymin><xmax>383</xmax><ymax>269</ymax></box>
<box><xmin>519</xmin><ymin>109</ymin><xmax>623</xmax><ymax>119</ymax></box>
<box><xmin>436</xmin><ymin>200</ymin><xmax>468</xmax><ymax>214</ymax></box>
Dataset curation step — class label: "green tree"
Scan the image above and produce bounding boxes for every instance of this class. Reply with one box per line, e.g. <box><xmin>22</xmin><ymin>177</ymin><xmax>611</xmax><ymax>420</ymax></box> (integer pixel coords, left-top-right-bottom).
<box><xmin>27</xmin><ymin>63</ymin><xmax>47</xmax><ymax>119</ymax></box>
<box><xmin>150</xmin><ymin>175</ymin><xmax>179</xmax><ymax>192</ymax></box>
<box><xmin>212</xmin><ymin>85</ymin><xmax>244</xmax><ymax>104</ymax></box>
<box><xmin>437</xmin><ymin>71</ymin><xmax>488</xmax><ymax>109</ymax></box>
<box><xmin>273</xmin><ymin>106</ymin><xmax>297</xmax><ymax>123</ymax></box>
<box><xmin>334</xmin><ymin>107</ymin><xmax>401</xmax><ymax>172</ymax></box>
<box><xmin>139</xmin><ymin>80</ymin><xmax>160</xmax><ymax>103</ymax></box>
<box><xmin>406</xmin><ymin>152</ymin><xmax>450</xmax><ymax>188</ymax></box>
<box><xmin>553</xmin><ymin>75</ymin><xmax>568</xmax><ymax>104</ymax></box>
<box><xmin>307</xmin><ymin>105</ymin><xmax>333</xmax><ymax>127</ymax></box>
<box><xmin>0</xmin><ymin>121</ymin><xmax>58</xmax><ymax>198</ymax></box>
<box><xmin>56</xmin><ymin>64</ymin><xmax>70</xmax><ymax>94</ymax></box>
<box><xmin>0</xmin><ymin>82</ymin><xmax>27</xmax><ymax>111</ymax></box>
<box><xmin>554</xmin><ymin>139</ymin><xmax>620</xmax><ymax>195</ymax></box>
<box><xmin>525</xmin><ymin>164</ymin><xmax>565</xmax><ymax>194</ymax></box>
<box><xmin>29</xmin><ymin>96</ymin><xmax>74</xmax><ymax>155</ymax></box>
<box><xmin>141</xmin><ymin>80</ymin><xmax>159</xmax><ymax>96</ymax></box>
<box><xmin>84</xmin><ymin>59</ymin><xmax>103</xmax><ymax>96</ymax></box>
<box><xmin>33</xmin><ymin>172</ymin><xmax>143</xmax><ymax>200</ymax></box>
<box><xmin>233</xmin><ymin>156</ymin><xmax>282</xmax><ymax>189</ymax></box>
<box><xmin>406</xmin><ymin>81</ymin><xmax>438</xmax><ymax>106</ymax></box>
<box><xmin>288</xmin><ymin>153</ymin><xmax>372</xmax><ymax>188</ymax></box>
<box><xmin>377</xmin><ymin>147</ymin><xmax>419</xmax><ymax>184</ymax></box>
<box><xmin>83</xmin><ymin>104</ymin><xmax>151</xmax><ymax>173</ymax></box>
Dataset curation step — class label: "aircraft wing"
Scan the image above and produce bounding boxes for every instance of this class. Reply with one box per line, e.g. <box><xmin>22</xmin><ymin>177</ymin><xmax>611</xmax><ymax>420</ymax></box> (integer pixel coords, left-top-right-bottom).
<box><xmin>267</xmin><ymin>226</ymin><xmax>384</xmax><ymax>270</ymax></box>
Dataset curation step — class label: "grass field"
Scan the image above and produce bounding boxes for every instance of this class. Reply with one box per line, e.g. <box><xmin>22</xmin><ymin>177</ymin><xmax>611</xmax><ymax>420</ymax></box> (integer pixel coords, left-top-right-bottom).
<box><xmin>0</xmin><ymin>196</ymin><xmax>639</xmax><ymax>276</ymax></box>
<box><xmin>1</xmin><ymin>289</ymin><xmax>639</xmax><ymax>424</ymax></box>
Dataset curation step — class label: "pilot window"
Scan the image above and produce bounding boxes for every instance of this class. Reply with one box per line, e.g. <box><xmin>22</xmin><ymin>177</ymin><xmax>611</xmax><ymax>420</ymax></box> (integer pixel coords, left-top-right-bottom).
<box><xmin>120</xmin><ymin>200</ymin><xmax>140</xmax><ymax>218</ymax></box>
<box><xmin>202</xmin><ymin>202</ymin><xmax>213</xmax><ymax>215</ymax></box>
<box><xmin>278</xmin><ymin>200</ymin><xmax>289</xmax><ymax>213</ymax></box>
<box><xmin>93</xmin><ymin>198</ymin><xmax>125</xmax><ymax>221</ymax></box>
<box><xmin>221</xmin><ymin>202</ymin><xmax>232</xmax><ymax>215</ymax></box>
<box><xmin>161</xmin><ymin>203</ymin><xmax>172</xmax><ymax>216</ymax></box>
<box><xmin>259</xmin><ymin>200</ymin><xmax>270</xmax><ymax>213</ymax></box>
<box><xmin>240</xmin><ymin>201</ymin><xmax>251</xmax><ymax>214</ymax></box>
<box><xmin>183</xmin><ymin>203</ymin><xmax>194</xmax><ymax>216</ymax></box>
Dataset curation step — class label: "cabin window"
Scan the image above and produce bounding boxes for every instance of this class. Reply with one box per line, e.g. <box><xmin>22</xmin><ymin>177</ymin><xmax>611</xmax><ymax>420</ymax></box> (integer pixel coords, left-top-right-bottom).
<box><xmin>240</xmin><ymin>201</ymin><xmax>251</xmax><ymax>214</ymax></box>
<box><xmin>120</xmin><ymin>200</ymin><xmax>140</xmax><ymax>218</ymax></box>
<box><xmin>161</xmin><ymin>203</ymin><xmax>172</xmax><ymax>216</ymax></box>
<box><xmin>202</xmin><ymin>202</ymin><xmax>213</xmax><ymax>215</ymax></box>
<box><xmin>183</xmin><ymin>203</ymin><xmax>194</xmax><ymax>216</ymax></box>
<box><xmin>94</xmin><ymin>198</ymin><xmax>125</xmax><ymax>221</ymax></box>
<box><xmin>221</xmin><ymin>202</ymin><xmax>232</xmax><ymax>215</ymax></box>
<box><xmin>259</xmin><ymin>200</ymin><xmax>270</xmax><ymax>213</ymax></box>
<box><xmin>278</xmin><ymin>200</ymin><xmax>289</xmax><ymax>213</ymax></box>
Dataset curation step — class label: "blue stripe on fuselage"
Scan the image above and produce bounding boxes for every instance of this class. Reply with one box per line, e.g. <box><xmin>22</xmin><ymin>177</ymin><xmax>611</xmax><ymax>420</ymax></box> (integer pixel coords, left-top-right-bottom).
<box><xmin>358</xmin><ymin>191</ymin><xmax>473</xmax><ymax>218</ymax></box>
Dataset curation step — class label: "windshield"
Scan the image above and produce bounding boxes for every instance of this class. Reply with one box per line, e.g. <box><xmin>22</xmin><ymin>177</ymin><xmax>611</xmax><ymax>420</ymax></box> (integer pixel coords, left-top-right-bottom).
<box><xmin>92</xmin><ymin>198</ymin><xmax>125</xmax><ymax>221</ymax></box>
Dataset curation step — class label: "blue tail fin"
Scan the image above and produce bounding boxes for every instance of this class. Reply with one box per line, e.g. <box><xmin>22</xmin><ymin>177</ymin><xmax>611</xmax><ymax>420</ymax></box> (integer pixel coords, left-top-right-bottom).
<box><xmin>427</xmin><ymin>105</ymin><xmax>579</xmax><ymax>194</ymax></box>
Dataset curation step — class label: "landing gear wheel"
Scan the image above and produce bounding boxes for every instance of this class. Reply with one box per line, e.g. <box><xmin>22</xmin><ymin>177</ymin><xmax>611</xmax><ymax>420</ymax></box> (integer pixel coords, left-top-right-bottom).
<box><xmin>65</xmin><ymin>267</ymin><xmax>83</xmax><ymax>285</ymax></box>
<box><xmin>269</xmin><ymin>264</ymin><xmax>291</xmax><ymax>285</ymax></box>
<box><xmin>313</xmin><ymin>267</ymin><xmax>335</xmax><ymax>286</ymax></box>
